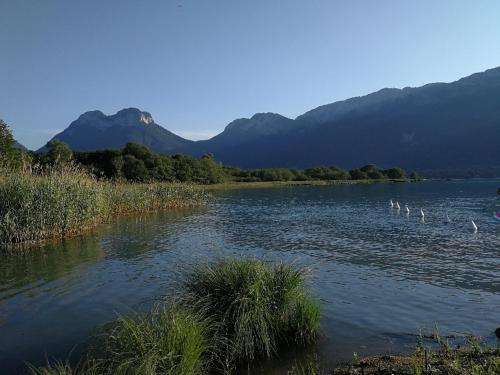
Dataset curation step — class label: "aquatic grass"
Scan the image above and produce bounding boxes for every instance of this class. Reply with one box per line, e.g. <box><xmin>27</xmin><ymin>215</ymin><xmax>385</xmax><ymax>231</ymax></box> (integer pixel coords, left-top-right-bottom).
<box><xmin>182</xmin><ymin>258</ymin><xmax>320</xmax><ymax>365</ymax></box>
<box><xmin>28</xmin><ymin>259</ymin><xmax>320</xmax><ymax>374</ymax></box>
<box><xmin>92</xmin><ymin>303</ymin><xmax>209</xmax><ymax>375</ymax></box>
<box><xmin>0</xmin><ymin>167</ymin><xmax>209</xmax><ymax>244</ymax></box>
<box><xmin>28</xmin><ymin>359</ymin><xmax>101</xmax><ymax>375</ymax></box>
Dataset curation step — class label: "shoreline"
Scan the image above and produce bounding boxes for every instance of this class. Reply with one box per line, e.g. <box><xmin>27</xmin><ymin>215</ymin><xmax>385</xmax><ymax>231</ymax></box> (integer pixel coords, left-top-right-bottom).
<box><xmin>206</xmin><ymin>178</ymin><xmax>413</xmax><ymax>190</ymax></box>
<box><xmin>329</xmin><ymin>346</ymin><xmax>500</xmax><ymax>375</ymax></box>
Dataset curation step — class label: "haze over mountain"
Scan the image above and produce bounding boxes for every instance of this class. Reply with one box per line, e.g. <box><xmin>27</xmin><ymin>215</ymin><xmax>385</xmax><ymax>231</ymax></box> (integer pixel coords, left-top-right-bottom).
<box><xmin>42</xmin><ymin>108</ymin><xmax>192</xmax><ymax>154</ymax></box>
<box><xmin>45</xmin><ymin>67</ymin><xmax>500</xmax><ymax>176</ymax></box>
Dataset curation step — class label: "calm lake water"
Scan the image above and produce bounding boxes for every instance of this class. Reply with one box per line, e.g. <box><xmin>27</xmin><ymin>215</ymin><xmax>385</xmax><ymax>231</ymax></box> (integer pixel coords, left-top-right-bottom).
<box><xmin>1</xmin><ymin>180</ymin><xmax>500</xmax><ymax>374</ymax></box>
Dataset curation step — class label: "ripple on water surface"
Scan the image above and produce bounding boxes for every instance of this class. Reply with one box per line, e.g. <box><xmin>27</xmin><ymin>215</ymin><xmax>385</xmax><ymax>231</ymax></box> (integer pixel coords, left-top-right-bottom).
<box><xmin>0</xmin><ymin>180</ymin><xmax>499</xmax><ymax>373</ymax></box>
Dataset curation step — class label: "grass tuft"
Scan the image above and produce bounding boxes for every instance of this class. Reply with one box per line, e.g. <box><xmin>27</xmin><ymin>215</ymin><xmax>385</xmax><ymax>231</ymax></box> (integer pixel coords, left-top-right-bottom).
<box><xmin>93</xmin><ymin>303</ymin><xmax>209</xmax><ymax>375</ymax></box>
<box><xmin>183</xmin><ymin>258</ymin><xmax>320</xmax><ymax>365</ymax></box>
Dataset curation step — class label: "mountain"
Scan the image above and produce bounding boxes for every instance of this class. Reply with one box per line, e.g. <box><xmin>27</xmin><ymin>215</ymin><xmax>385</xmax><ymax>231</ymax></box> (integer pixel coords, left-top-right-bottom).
<box><xmin>43</xmin><ymin>67</ymin><xmax>500</xmax><ymax>176</ymax></box>
<box><xmin>41</xmin><ymin>108</ymin><xmax>192</xmax><ymax>153</ymax></box>
<box><xmin>14</xmin><ymin>141</ymin><xmax>27</xmax><ymax>151</ymax></box>
<box><xmin>178</xmin><ymin>67</ymin><xmax>500</xmax><ymax>176</ymax></box>
<box><xmin>178</xmin><ymin>113</ymin><xmax>300</xmax><ymax>166</ymax></box>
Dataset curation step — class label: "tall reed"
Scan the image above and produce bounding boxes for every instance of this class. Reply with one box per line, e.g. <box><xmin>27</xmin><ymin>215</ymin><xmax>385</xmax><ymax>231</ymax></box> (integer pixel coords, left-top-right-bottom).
<box><xmin>0</xmin><ymin>167</ymin><xmax>209</xmax><ymax>244</ymax></box>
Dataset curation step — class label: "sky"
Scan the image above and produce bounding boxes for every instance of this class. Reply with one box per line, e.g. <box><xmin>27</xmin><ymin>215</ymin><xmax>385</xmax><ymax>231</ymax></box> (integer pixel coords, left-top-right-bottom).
<box><xmin>1</xmin><ymin>0</ymin><xmax>500</xmax><ymax>150</ymax></box>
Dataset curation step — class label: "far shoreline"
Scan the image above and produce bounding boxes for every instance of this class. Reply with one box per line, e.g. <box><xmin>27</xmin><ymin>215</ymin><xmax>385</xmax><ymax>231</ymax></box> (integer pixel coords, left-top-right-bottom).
<box><xmin>206</xmin><ymin>178</ymin><xmax>417</xmax><ymax>190</ymax></box>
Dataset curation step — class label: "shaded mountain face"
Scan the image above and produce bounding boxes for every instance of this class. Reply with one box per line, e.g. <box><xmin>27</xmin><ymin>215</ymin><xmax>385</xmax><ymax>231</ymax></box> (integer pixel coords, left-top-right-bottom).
<box><xmin>42</xmin><ymin>108</ymin><xmax>192</xmax><ymax>153</ymax></box>
<box><xmin>180</xmin><ymin>67</ymin><xmax>500</xmax><ymax>176</ymax></box>
<box><xmin>42</xmin><ymin>67</ymin><xmax>500</xmax><ymax>176</ymax></box>
<box><xmin>177</xmin><ymin>113</ymin><xmax>299</xmax><ymax>165</ymax></box>
<box><xmin>14</xmin><ymin>141</ymin><xmax>27</xmax><ymax>151</ymax></box>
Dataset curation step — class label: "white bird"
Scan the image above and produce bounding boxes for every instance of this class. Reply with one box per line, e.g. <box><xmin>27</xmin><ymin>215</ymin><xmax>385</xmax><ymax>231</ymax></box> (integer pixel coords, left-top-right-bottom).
<box><xmin>390</xmin><ymin>199</ymin><xmax>394</xmax><ymax>208</ymax></box>
<box><xmin>420</xmin><ymin>208</ymin><xmax>425</xmax><ymax>218</ymax></box>
<box><xmin>395</xmin><ymin>202</ymin><xmax>400</xmax><ymax>210</ymax></box>
<box><xmin>404</xmin><ymin>205</ymin><xmax>410</xmax><ymax>214</ymax></box>
<box><xmin>470</xmin><ymin>219</ymin><xmax>478</xmax><ymax>232</ymax></box>
<box><xmin>445</xmin><ymin>213</ymin><xmax>451</xmax><ymax>223</ymax></box>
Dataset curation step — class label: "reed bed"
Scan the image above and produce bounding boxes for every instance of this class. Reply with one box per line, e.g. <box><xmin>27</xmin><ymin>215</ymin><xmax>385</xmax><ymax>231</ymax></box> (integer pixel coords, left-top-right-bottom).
<box><xmin>0</xmin><ymin>168</ymin><xmax>209</xmax><ymax>244</ymax></box>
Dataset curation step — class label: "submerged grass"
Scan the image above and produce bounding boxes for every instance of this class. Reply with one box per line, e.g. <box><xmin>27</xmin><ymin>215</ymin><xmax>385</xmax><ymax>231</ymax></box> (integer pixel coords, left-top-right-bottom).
<box><xmin>183</xmin><ymin>258</ymin><xmax>320</xmax><ymax>366</ymax></box>
<box><xmin>0</xmin><ymin>168</ymin><xmax>209</xmax><ymax>244</ymax></box>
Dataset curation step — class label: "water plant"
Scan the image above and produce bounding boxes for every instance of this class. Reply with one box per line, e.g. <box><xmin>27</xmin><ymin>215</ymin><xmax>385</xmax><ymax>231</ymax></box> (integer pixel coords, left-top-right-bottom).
<box><xmin>182</xmin><ymin>258</ymin><xmax>320</xmax><ymax>366</ymax></box>
<box><xmin>93</xmin><ymin>303</ymin><xmax>209</xmax><ymax>375</ymax></box>
<box><xmin>28</xmin><ymin>259</ymin><xmax>320</xmax><ymax>374</ymax></box>
<box><xmin>0</xmin><ymin>167</ymin><xmax>209</xmax><ymax>244</ymax></box>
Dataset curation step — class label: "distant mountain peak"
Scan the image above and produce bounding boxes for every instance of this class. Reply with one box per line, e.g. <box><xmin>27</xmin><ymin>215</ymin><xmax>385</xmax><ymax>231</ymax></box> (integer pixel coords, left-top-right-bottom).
<box><xmin>72</xmin><ymin>108</ymin><xmax>155</xmax><ymax>130</ymax></box>
<box><xmin>115</xmin><ymin>108</ymin><xmax>154</xmax><ymax>125</ymax></box>
<box><xmin>42</xmin><ymin>108</ymin><xmax>191</xmax><ymax>153</ymax></box>
<box><xmin>224</xmin><ymin>112</ymin><xmax>292</xmax><ymax>133</ymax></box>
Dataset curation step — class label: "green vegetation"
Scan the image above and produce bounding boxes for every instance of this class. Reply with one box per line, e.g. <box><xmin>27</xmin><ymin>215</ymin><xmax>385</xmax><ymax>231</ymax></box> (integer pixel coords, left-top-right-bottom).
<box><xmin>54</xmin><ymin>143</ymin><xmax>227</xmax><ymax>184</ymax></box>
<box><xmin>0</xmin><ymin>119</ymin><xmax>31</xmax><ymax>170</ymax></box>
<box><xmin>331</xmin><ymin>341</ymin><xmax>500</xmax><ymax>375</ymax></box>
<box><xmin>66</xmin><ymin>144</ymin><xmax>417</xmax><ymax>184</ymax></box>
<box><xmin>183</xmin><ymin>259</ymin><xmax>320</xmax><ymax>367</ymax></box>
<box><xmin>30</xmin><ymin>139</ymin><xmax>417</xmax><ymax>184</ymax></box>
<box><xmin>0</xmin><ymin>168</ymin><xmax>209</xmax><ymax>244</ymax></box>
<box><xmin>94</xmin><ymin>304</ymin><xmax>209</xmax><ymax>375</ymax></box>
<box><xmin>30</xmin><ymin>259</ymin><xmax>320</xmax><ymax>374</ymax></box>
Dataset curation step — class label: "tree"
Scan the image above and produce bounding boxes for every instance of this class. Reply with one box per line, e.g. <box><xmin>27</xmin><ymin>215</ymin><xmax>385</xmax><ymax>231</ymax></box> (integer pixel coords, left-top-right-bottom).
<box><xmin>46</xmin><ymin>140</ymin><xmax>73</xmax><ymax>166</ymax></box>
<box><xmin>0</xmin><ymin>119</ymin><xmax>16</xmax><ymax>168</ymax></box>
<box><xmin>384</xmin><ymin>167</ymin><xmax>406</xmax><ymax>179</ymax></box>
<box><xmin>349</xmin><ymin>168</ymin><xmax>368</xmax><ymax>180</ymax></box>
<box><xmin>409</xmin><ymin>171</ymin><xmax>421</xmax><ymax>180</ymax></box>
<box><xmin>122</xmin><ymin>154</ymin><xmax>149</xmax><ymax>181</ymax></box>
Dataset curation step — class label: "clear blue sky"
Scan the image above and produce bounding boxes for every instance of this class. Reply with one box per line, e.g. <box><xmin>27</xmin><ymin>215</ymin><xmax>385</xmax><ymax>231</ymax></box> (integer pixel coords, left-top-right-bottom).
<box><xmin>2</xmin><ymin>0</ymin><xmax>500</xmax><ymax>149</ymax></box>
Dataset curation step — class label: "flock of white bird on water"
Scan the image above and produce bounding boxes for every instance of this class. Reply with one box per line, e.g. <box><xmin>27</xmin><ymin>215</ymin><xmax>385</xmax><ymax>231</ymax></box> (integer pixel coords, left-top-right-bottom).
<box><xmin>389</xmin><ymin>199</ymin><xmax>479</xmax><ymax>232</ymax></box>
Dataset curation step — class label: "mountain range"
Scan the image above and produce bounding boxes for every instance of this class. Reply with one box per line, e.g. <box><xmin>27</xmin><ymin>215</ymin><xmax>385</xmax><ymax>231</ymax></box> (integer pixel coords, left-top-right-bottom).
<box><xmin>41</xmin><ymin>67</ymin><xmax>500</xmax><ymax>176</ymax></box>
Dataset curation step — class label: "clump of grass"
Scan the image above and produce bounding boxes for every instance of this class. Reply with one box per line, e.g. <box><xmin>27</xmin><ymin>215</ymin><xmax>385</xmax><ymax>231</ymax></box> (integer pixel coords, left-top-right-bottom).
<box><xmin>29</xmin><ymin>259</ymin><xmax>320</xmax><ymax>374</ymax></box>
<box><xmin>0</xmin><ymin>167</ymin><xmax>209</xmax><ymax>244</ymax></box>
<box><xmin>93</xmin><ymin>303</ymin><xmax>209</xmax><ymax>375</ymax></box>
<box><xmin>183</xmin><ymin>258</ymin><xmax>320</xmax><ymax>365</ymax></box>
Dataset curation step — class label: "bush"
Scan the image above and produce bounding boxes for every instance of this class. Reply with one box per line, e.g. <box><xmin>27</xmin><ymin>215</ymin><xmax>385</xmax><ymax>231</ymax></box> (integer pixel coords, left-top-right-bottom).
<box><xmin>183</xmin><ymin>259</ymin><xmax>320</xmax><ymax>365</ymax></box>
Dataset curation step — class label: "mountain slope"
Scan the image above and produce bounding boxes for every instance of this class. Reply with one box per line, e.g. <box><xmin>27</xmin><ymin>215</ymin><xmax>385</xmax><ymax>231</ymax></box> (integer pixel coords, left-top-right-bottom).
<box><xmin>178</xmin><ymin>113</ymin><xmax>299</xmax><ymax>165</ymax></box>
<box><xmin>41</xmin><ymin>67</ymin><xmax>500</xmax><ymax>176</ymax></box>
<box><xmin>42</xmin><ymin>108</ymin><xmax>192</xmax><ymax>153</ymax></box>
<box><xmin>14</xmin><ymin>141</ymin><xmax>27</xmax><ymax>151</ymax></box>
<box><xmin>180</xmin><ymin>67</ymin><xmax>500</xmax><ymax>175</ymax></box>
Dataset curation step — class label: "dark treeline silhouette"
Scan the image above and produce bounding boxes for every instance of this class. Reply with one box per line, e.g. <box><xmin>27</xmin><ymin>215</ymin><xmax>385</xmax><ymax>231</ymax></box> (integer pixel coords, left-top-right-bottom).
<box><xmin>31</xmin><ymin>140</ymin><xmax>415</xmax><ymax>184</ymax></box>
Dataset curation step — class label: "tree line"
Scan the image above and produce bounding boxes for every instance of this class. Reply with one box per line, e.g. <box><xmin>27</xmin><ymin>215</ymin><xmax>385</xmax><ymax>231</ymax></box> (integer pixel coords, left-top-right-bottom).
<box><xmin>1</xmin><ymin>119</ymin><xmax>419</xmax><ymax>183</ymax></box>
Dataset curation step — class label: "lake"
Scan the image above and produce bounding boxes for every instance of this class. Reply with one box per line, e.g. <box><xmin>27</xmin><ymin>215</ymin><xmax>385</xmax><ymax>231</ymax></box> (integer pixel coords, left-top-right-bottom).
<box><xmin>1</xmin><ymin>179</ymin><xmax>499</xmax><ymax>374</ymax></box>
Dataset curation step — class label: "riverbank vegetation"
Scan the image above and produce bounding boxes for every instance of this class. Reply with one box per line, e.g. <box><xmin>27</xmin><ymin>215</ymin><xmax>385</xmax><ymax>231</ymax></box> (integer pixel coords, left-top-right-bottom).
<box><xmin>30</xmin><ymin>259</ymin><xmax>320</xmax><ymax>374</ymax></box>
<box><xmin>69</xmin><ymin>145</ymin><xmax>419</xmax><ymax>184</ymax></box>
<box><xmin>0</xmin><ymin>168</ymin><xmax>209</xmax><ymax>244</ymax></box>
<box><xmin>330</xmin><ymin>339</ymin><xmax>500</xmax><ymax>375</ymax></box>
